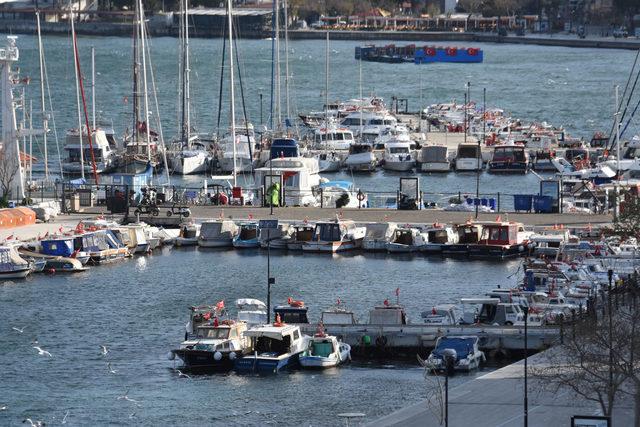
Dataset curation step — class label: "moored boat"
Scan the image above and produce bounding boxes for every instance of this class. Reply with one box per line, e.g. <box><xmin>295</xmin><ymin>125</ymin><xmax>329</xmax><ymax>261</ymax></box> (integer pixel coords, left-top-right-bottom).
<box><xmin>233</xmin><ymin>222</ymin><xmax>260</xmax><ymax>248</ymax></box>
<box><xmin>0</xmin><ymin>246</ymin><xmax>31</xmax><ymax>279</ymax></box>
<box><xmin>197</xmin><ymin>220</ymin><xmax>238</xmax><ymax>248</ymax></box>
<box><xmin>299</xmin><ymin>324</ymin><xmax>351</xmax><ymax>369</ymax></box>
<box><xmin>424</xmin><ymin>336</ymin><xmax>485</xmax><ymax>372</ymax></box>
<box><xmin>303</xmin><ymin>218</ymin><xmax>366</xmax><ymax>253</ymax></box>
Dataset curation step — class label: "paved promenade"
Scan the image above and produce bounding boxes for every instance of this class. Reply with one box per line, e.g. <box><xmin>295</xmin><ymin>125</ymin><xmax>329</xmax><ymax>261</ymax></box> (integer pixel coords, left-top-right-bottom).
<box><xmin>371</xmin><ymin>351</ymin><xmax>634</xmax><ymax>427</ymax></box>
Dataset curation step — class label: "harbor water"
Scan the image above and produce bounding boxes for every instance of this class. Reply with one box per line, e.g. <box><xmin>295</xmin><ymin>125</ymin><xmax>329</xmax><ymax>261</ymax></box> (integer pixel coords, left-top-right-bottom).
<box><xmin>1</xmin><ymin>247</ymin><xmax>519</xmax><ymax>425</ymax></box>
<box><xmin>10</xmin><ymin>34</ymin><xmax>637</xmax><ymax>198</ymax></box>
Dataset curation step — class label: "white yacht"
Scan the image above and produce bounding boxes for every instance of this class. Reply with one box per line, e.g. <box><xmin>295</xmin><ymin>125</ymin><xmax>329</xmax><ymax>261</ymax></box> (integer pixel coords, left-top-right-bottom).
<box><xmin>299</xmin><ymin>329</ymin><xmax>351</xmax><ymax>369</ymax></box>
<box><xmin>345</xmin><ymin>143</ymin><xmax>377</xmax><ymax>172</ymax></box>
<box><xmin>312</xmin><ymin>125</ymin><xmax>354</xmax><ymax>151</ymax></box>
<box><xmin>217</xmin><ymin>130</ymin><xmax>255</xmax><ymax>173</ymax></box>
<box><xmin>382</xmin><ymin>140</ymin><xmax>416</xmax><ymax>172</ymax></box>
<box><xmin>417</xmin><ymin>145</ymin><xmax>450</xmax><ymax>172</ymax></box>
<box><xmin>62</xmin><ymin>127</ymin><xmax>116</xmax><ymax>175</ymax></box>
<box><xmin>454</xmin><ymin>142</ymin><xmax>482</xmax><ymax>171</ymax></box>
<box><xmin>254</xmin><ymin>156</ymin><xmax>321</xmax><ymax>207</ymax></box>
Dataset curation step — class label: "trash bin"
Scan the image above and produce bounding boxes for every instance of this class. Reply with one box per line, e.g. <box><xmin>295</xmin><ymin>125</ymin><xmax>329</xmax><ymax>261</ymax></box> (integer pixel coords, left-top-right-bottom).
<box><xmin>513</xmin><ymin>194</ymin><xmax>533</xmax><ymax>212</ymax></box>
<box><xmin>488</xmin><ymin>198</ymin><xmax>497</xmax><ymax>211</ymax></box>
<box><xmin>533</xmin><ymin>195</ymin><xmax>553</xmax><ymax>213</ymax></box>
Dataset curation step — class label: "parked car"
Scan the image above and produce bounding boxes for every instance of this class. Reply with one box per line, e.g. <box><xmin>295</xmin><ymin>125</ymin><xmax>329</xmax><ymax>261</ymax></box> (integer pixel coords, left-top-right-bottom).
<box><xmin>613</xmin><ymin>27</ymin><xmax>628</xmax><ymax>38</ymax></box>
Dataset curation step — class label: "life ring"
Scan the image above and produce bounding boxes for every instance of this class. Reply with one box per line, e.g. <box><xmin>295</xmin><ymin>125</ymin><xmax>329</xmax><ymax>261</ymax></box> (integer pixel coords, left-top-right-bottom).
<box><xmin>446</xmin><ymin>47</ymin><xmax>457</xmax><ymax>56</ymax></box>
<box><xmin>375</xmin><ymin>335</ymin><xmax>388</xmax><ymax>347</ymax></box>
<box><xmin>357</xmin><ymin>191</ymin><xmax>366</xmax><ymax>202</ymax></box>
<box><xmin>467</xmin><ymin>47</ymin><xmax>479</xmax><ymax>56</ymax></box>
<box><xmin>425</xmin><ymin>47</ymin><xmax>436</xmax><ymax>56</ymax></box>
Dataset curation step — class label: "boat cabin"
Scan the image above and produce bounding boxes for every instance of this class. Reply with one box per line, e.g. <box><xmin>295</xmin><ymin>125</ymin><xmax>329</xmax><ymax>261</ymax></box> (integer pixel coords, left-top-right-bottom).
<box><xmin>274</xmin><ymin>305</ymin><xmax>309</xmax><ymax>324</ymax></box>
<box><xmin>421</xmin><ymin>304</ymin><xmax>457</xmax><ymax>325</ymax></box>
<box><xmin>456</xmin><ymin>223</ymin><xmax>482</xmax><ymax>244</ymax></box>
<box><xmin>237</xmin><ymin>223</ymin><xmax>258</xmax><ymax>241</ymax></box>
<box><xmin>40</xmin><ymin>237</ymin><xmax>76</xmax><ymax>257</ymax></box>
<box><xmin>321</xmin><ymin>308</ymin><xmax>357</xmax><ymax>325</ymax></box>
<box><xmin>478</xmin><ymin>222</ymin><xmax>520</xmax><ymax>246</ymax></box>
<box><xmin>456</xmin><ymin>143</ymin><xmax>480</xmax><ymax>159</ymax></box>
<box><xmin>460</xmin><ymin>297</ymin><xmax>523</xmax><ymax>325</ymax></box>
<box><xmin>244</xmin><ymin>324</ymin><xmax>304</xmax><ymax>356</ymax></box>
<box><xmin>348</xmin><ymin>143</ymin><xmax>373</xmax><ymax>155</ymax></box>
<box><xmin>369</xmin><ymin>304</ymin><xmax>408</xmax><ymax>325</ymax></box>
<box><xmin>270</xmin><ymin>138</ymin><xmax>300</xmax><ymax>159</ymax></box>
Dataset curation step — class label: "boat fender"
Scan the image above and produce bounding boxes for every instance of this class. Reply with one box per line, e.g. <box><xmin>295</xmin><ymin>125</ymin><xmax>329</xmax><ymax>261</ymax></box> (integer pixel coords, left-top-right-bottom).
<box><xmin>375</xmin><ymin>336</ymin><xmax>388</xmax><ymax>347</ymax></box>
<box><xmin>167</xmin><ymin>351</ymin><xmax>175</xmax><ymax>361</ymax></box>
<box><xmin>214</xmin><ymin>351</ymin><xmax>223</xmax><ymax>361</ymax></box>
<box><xmin>362</xmin><ymin>335</ymin><xmax>372</xmax><ymax>346</ymax></box>
<box><xmin>229</xmin><ymin>351</ymin><xmax>237</xmax><ymax>360</ymax></box>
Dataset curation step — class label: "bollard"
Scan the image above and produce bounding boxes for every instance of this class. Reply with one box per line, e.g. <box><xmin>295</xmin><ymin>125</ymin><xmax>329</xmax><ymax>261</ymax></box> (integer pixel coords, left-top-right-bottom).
<box><xmin>559</xmin><ymin>315</ymin><xmax>564</xmax><ymax>344</ymax></box>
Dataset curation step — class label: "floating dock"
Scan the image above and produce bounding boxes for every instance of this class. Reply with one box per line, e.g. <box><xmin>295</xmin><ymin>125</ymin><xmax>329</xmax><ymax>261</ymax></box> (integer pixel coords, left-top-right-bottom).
<box><xmin>355</xmin><ymin>44</ymin><xmax>483</xmax><ymax>64</ymax></box>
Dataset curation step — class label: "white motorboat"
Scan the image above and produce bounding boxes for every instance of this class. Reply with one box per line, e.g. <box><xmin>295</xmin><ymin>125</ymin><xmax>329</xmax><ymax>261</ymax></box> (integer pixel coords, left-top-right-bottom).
<box><xmin>0</xmin><ymin>246</ymin><xmax>31</xmax><ymax>279</ymax></box>
<box><xmin>171</xmin><ymin>304</ymin><xmax>250</xmax><ymax>371</ymax></box>
<box><xmin>198</xmin><ymin>220</ymin><xmax>238</xmax><ymax>248</ymax></box>
<box><xmin>232</xmin><ymin>222</ymin><xmax>260</xmax><ymax>248</ymax></box>
<box><xmin>454</xmin><ymin>142</ymin><xmax>482</xmax><ymax>171</ymax></box>
<box><xmin>424</xmin><ymin>336</ymin><xmax>485</xmax><ymax>372</ymax></box>
<box><xmin>317</xmin><ymin>151</ymin><xmax>343</xmax><ymax>173</ymax></box>
<box><xmin>362</xmin><ymin>222</ymin><xmax>397</xmax><ymax>251</ymax></box>
<box><xmin>62</xmin><ymin>128</ymin><xmax>117</xmax><ymax>175</ymax></box>
<box><xmin>345</xmin><ymin>143</ymin><xmax>377</xmax><ymax>172</ymax></box>
<box><xmin>386</xmin><ymin>227</ymin><xmax>428</xmax><ymax>253</ymax></box>
<box><xmin>234</xmin><ymin>322</ymin><xmax>310</xmax><ymax>374</ymax></box>
<box><xmin>303</xmin><ymin>218</ymin><xmax>367</xmax><ymax>253</ymax></box>
<box><xmin>530</xmin><ymin>230</ymin><xmax>571</xmax><ymax>257</ymax></box>
<box><xmin>254</xmin><ymin>156</ymin><xmax>321</xmax><ymax>207</ymax></box>
<box><xmin>312</xmin><ymin>125</ymin><xmax>354</xmax><ymax>151</ymax></box>
<box><xmin>382</xmin><ymin>140</ymin><xmax>416</xmax><ymax>172</ymax></box>
<box><xmin>418</xmin><ymin>145</ymin><xmax>450</xmax><ymax>172</ymax></box>
<box><xmin>175</xmin><ymin>224</ymin><xmax>200</xmax><ymax>247</ymax></box>
<box><xmin>286</xmin><ymin>223</ymin><xmax>316</xmax><ymax>251</ymax></box>
<box><xmin>299</xmin><ymin>327</ymin><xmax>351</xmax><ymax>369</ymax></box>
<box><xmin>421</xmin><ymin>304</ymin><xmax>458</xmax><ymax>325</ymax></box>
<box><xmin>112</xmin><ymin>225</ymin><xmax>150</xmax><ymax>254</ymax></box>
<box><xmin>421</xmin><ymin>224</ymin><xmax>459</xmax><ymax>254</ymax></box>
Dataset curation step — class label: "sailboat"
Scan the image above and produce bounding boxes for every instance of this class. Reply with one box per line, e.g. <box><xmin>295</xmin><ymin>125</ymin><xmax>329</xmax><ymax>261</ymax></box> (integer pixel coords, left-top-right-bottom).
<box><xmin>168</xmin><ymin>0</ymin><xmax>210</xmax><ymax>175</ymax></box>
<box><xmin>113</xmin><ymin>1</ymin><xmax>164</xmax><ymax>174</ymax></box>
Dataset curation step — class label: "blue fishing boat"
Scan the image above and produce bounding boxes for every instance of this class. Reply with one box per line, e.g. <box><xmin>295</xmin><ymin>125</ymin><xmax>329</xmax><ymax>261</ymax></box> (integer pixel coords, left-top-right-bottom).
<box><xmin>232</xmin><ymin>222</ymin><xmax>260</xmax><ymax>248</ymax></box>
<box><xmin>234</xmin><ymin>323</ymin><xmax>309</xmax><ymax>374</ymax></box>
<box><xmin>355</xmin><ymin>44</ymin><xmax>483</xmax><ymax>64</ymax></box>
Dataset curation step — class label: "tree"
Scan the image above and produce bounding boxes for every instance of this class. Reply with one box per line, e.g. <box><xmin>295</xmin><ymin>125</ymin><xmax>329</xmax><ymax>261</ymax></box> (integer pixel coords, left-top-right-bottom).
<box><xmin>0</xmin><ymin>148</ymin><xmax>19</xmax><ymax>206</ymax></box>
<box><xmin>532</xmin><ymin>286</ymin><xmax>640</xmax><ymax>424</ymax></box>
<box><xmin>613</xmin><ymin>191</ymin><xmax>640</xmax><ymax>240</ymax></box>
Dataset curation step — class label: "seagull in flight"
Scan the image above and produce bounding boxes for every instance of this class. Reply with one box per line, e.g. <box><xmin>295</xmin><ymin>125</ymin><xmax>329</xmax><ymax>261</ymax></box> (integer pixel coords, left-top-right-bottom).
<box><xmin>22</xmin><ymin>419</ymin><xmax>45</xmax><ymax>427</ymax></box>
<box><xmin>61</xmin><ymin>411</ymin><xmax>69</xmax><ymax>424</ymax></box>
<box><xmin>100</xmin><ymin>345</ymin><xmax>109</xmax><ymax>356</ymax></box>
<box><xmin>116</xmin><ymin>389</ymin><xmax>141</xmax><ymax>407</ymax></box>
<box><xmin>0</xmin><ymin>405</ymin><xmax>7</xmax><ymax>411</ymax></box>
<box><xmin>176</xmin><ymin>369</ymin><xmax>191</xmax><ymax>379</ymax></box>
<box><xmin>12</xmin><ymin>326</ymin><xmax>24</xmax><ymax>333</ymax></box>
<box><xmin>33</xmin><ymin>346</ymin><xmax>52</xmax><ymax>357</ymax></box>
<box><xmin>107</xmin><ymin>363</ymin><xmax>117</xmax><ymax>374</ymax></box>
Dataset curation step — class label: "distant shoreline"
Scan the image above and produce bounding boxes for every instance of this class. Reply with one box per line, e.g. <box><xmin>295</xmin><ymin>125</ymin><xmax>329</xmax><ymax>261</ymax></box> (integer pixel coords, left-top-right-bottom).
<box><xmin>1</xmin><ymin>19</ymin><xmax>638</xmax><ymax>50</ymax></box>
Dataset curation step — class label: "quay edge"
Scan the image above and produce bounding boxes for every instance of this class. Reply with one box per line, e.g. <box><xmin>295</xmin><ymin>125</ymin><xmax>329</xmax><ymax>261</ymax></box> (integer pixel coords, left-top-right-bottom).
<box><xmin>0</xmin><ymin>19</ymin><xmax>639</xmax><ymax>50</ymax></box>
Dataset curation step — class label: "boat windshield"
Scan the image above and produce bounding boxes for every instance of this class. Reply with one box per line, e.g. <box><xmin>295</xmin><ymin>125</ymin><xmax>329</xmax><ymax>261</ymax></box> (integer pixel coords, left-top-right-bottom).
<box><xmin>317</xmin><ymin>224</ymin><xmax>341</xmax><ymax>242</ymax></box>
<box><xmin>389</xmin><ymin>147</ymin><xmax>409</xmax><ymax>154</ymax></box>
<box><xmin>311</xmin><ymin>341</ymin><xmax>334</xmax><ymax>357</ymax></box>
<box><xmin>197</xmin><ymin>327</ymin><xmax>230</xmax><ymax>339</ymax></box>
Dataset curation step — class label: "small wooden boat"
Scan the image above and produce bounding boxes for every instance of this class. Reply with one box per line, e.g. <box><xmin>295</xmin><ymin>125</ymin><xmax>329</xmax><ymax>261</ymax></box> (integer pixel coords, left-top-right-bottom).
<box><xmin>0</xmin><ymin>246</ymin><xmax>31</xmax><ymax>279</ymax></box>
<box><xmin>232</xmin><ymin>222</ymin><xmax>260</xmax><ymax>248</ymax></box>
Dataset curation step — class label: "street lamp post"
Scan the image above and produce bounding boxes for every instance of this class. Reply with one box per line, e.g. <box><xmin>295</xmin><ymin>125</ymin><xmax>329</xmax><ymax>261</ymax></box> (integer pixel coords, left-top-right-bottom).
<box><xmin>607</xmin><ymin>268</ymin><xmax>614</xmax><ymax>409</ymax></box>
<box><xmin>442</xmin><ymin>348</ymin><xmax>456</xmax><ymax>427</ymax></box>
<box><xmin>523</xmin><ymin>306</ymin><xmax>529</xmax><ymax>427</ymax></box>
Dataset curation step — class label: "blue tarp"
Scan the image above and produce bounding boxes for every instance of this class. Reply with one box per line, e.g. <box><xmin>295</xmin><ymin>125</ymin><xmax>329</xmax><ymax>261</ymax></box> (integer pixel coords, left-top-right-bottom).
<box><xmin>431</xmin><ymin>337</ymin><xmax>475</xmax><ymax>360</ymax></box>
<box><xmin>41</xmin><ymin>238</ymin><xmax>75</xmax><ymax>257</ymax></box>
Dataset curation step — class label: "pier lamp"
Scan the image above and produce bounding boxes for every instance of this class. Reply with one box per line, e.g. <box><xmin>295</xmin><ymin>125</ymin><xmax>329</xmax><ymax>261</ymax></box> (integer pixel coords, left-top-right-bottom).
<box><xmin>523</xmin><ymin>306</ymin><xmax>529</xmax><ymax>427</ymax></box>
<box><xmin>442</xmin><ymin>348</ymin><xmax>457</xmax><ymax>427</ymax></box>
<box><xmin>607</xmin><ymin>268</ymin><xmax>614</xmax><ymax>406</ymax></box>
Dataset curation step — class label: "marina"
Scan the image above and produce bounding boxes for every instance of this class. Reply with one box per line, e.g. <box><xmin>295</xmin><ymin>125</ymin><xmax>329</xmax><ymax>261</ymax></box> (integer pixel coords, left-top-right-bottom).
<box><xmin>1</xmin><ymin>4</ymin><xmax>640</xmax><ymax>425</ymax></box>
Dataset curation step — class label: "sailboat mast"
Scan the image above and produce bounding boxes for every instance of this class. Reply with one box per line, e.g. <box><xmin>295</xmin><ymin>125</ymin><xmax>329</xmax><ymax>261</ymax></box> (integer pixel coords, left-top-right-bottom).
<box><xmin>179</xmin><ymin>0</ymin><xmax>186</xmax><ymax>144</ymax></box>
<box><xmin>70</xmin><ymin>8</ymin><xmax>85</xmax><ymax>180</ymax></box>
<box><xmin>325</xmin><ymin>31</ymin><xmax>328</xmax><ymax>129</ymax></box>
<box><xmin>29</xmin><ymin>100</ymin><xmax>33</xmax><ymax>182</ymax></box>
<box><xmin>91</xmin><ymin>46</ymin><xmax>96</xmax><ymax>131</ymax></box>
<box><xmin>615</xmin><ymin>85</ymin><xmax>621</xmax><ymax>175</ymax></box>
<box><xmin>283</xmin><ymin>0</ymin><xmax>290</xmax><ymax>123</ymax></box>
<box><xmin>132</xmin><ymin>4</ymin><xmax>140</xmax><ymax>142</ymax></box>
<box><xmin>36</xmin><ymin>12</ymin><xmax>48</xmax><ymax>179</ymax></box>
<box><xmin>139</xmin><ymin>0</ymin><xmax>152</xmax><ymax>161</ymax></box>
<box><xmin>359</xmin><ymin>53</ymin><xmax>363</xmax><ymax>138</ymax></box>
<box><xmin>184</xmin><ymin>0</ymin><xmax>192</xmax><ymax>147</ymax></box>
<box><xmin>228</xmin><ymin>0</ymin><xmax>237</xmax><ymax>187</ymax></box>
<box><xmin>274</xmin><ymin>0</ymin><xmax>281</xmax><ymax>130</ymax></box>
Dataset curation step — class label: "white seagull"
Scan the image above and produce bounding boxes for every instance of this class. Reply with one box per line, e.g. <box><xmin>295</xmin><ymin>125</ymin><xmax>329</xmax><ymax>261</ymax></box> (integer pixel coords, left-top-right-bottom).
<box><xmin>176</xmin><ymin>369</ymin><xmax>191</xmax><ymax>379</ymax></box>
<box><xmin>12</xmin><ymin>326</ymin><xmax>24</xmax><ymax>333</ymax></box>
<box><xmin>107</xmin><ymin>363</ymin><xmax>117</xmax><ymax>374</ymax></box>
<box><xmin>0</xmin><ymin>405</ymin><xmax>7</xmax><ymax>411</ymax></box>
<box><xmin>22</xmin><ymin>418</ymin><xmax>45</xmax><ymax>427</ymax></box>
<box><xmin>116</xmin><ymin>389</ymin><xmax>141</xmax><ymax>407</ymax></box>
<box><xmin>100</xmin><ymin>345</ymin><xmax>109</xmax><ymax>356</ymax></box>
<box><xmin>33</xmin><ymin>346</ymin><xmax>52</xmax><ymax>357</ymax></box>
<box><xmin>61</xmin><ymin>411</ymin><xmax>69</xmax><ymax>424</ymax></box>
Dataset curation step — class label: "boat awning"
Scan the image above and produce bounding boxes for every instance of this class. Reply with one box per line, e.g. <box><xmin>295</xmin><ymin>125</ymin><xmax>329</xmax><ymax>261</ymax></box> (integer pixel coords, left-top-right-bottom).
<box><xmin>244</xmin><ymin>325</ymin><xmax>297</xmax><ymax>340</ymax></box>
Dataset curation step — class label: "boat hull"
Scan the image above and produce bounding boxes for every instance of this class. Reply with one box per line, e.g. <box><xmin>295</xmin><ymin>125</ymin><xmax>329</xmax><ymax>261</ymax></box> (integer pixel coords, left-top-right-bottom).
<box><xmin>174</xmin><ymin>238</ymin><xmax>198</xmax><ymax>247</ymax></box>
<box><xmin>441</xmin><ymin>244</ymin><xmax>470</xmax><ymax>256</ymax></box>
<box><xmin>455</xmin><ymin>158</ymin><xmax>482</xmax><ymax>171</ymax></box>
<box><xmin>0</xmin><ymin>267</ymin><xmax>31</xmax><ymax>279</ymax></box>
<box><xmin>468</xmin><ymin>244</ymin><xmax>526</xmax><ymax>259</ymax></box>
<box><xmin>198</xmin><ymin>239</ymin><xmax>233</xmax><ymax>248</ymax></box>
<box><xmin>302</xmin><ymin>240</ymin><xmax>359</xmax><ymax>253</ymax></box>
<box><xmin>387</xmin><ymin>243</ymin><xmax>419</xmax><ymax>253</ymax></box>
<box><xmin>488</xmin><ymin>161</ymin><xmax>528</xmax><ymax>174</ymax></box>
<box><xmin>419</xmin><ymin>162</ymin><xmax>450</xmax><ymax>172</ymax></box>
<box><xmin>172</xmin><ymin>349</ymin><xmax>237</xmax><ymax>371</ymax></box>
<box><xmin>233</xmin><ymin>239</ymin><xmax>260</xmax><ymax>249</ymax></box>
<box><xmin>234</xmin><ymin>352</ymin><xmax>301</xmax><ymax>374</ymax></box>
